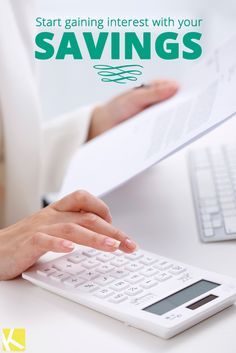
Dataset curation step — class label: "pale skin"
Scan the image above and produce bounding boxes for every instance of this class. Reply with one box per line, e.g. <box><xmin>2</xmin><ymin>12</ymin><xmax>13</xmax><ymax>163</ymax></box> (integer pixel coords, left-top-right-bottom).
<box><xmin>0</xmin><ymin>79</ymin><xmax>178</xmax><ymax>280</ymax></box>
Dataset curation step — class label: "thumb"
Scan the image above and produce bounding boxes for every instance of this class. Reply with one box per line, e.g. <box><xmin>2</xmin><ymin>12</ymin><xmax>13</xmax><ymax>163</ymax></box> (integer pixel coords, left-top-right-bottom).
<box><xmin>103</xmin><ymin>79</ymin><xmax>179</xmax><ymax>126</ymax></box>
<box><xmin>132</xmin><ymin>80</ymin><xmax>179</xmax><ymax>109</ymax></box>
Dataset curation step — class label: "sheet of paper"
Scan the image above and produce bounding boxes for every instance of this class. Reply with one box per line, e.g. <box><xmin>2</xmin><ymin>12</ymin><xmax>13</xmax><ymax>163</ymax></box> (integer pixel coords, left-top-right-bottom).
<box><xmin>59</xmin><ymin>35</ymin><xmax>236</xmax><ymax>199</ymax></box>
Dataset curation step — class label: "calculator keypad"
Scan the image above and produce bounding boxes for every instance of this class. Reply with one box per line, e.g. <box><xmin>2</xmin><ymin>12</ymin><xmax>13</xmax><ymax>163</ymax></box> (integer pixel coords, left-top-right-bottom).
<box><xmin>36</xmin><ymin>248</ymin><xmax>188</xmax><ymax>305</ymax></box>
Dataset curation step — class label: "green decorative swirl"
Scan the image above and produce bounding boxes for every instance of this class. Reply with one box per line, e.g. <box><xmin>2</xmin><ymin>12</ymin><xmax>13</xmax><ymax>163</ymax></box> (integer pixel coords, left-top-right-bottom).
<box><xmin>93</xmin><ymin>64</ymin><xmax>143</xmax><ymax>84</ymax></box>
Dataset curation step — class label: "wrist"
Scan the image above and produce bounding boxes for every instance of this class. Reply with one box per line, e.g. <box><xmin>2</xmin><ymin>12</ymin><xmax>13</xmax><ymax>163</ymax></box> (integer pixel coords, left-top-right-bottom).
<box><xmin>88</xmin><ymin>104</ymin><xmax>110</xmax><ymax>140</ymax></box>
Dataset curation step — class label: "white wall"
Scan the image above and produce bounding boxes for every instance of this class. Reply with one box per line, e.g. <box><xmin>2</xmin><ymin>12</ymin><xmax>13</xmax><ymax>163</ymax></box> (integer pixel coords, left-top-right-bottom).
<box><xmin>35</xmin><ymin>0</ymin><xmax>236</xmax><ymax>120</ymax></box>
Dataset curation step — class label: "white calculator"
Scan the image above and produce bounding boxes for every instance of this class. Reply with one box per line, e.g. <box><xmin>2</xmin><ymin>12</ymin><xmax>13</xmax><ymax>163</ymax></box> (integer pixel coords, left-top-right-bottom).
<box><xmin>22</xmin><ymin>246</ymin><xmax>236</xmax><ymax>339</ymax></box>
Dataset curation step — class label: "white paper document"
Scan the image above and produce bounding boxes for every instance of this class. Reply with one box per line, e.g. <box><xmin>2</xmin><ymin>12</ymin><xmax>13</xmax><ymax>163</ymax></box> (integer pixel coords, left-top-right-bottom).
<box><xmin>59</xmin><ymin>35</ymin><xmax>236</xmax><ymax>199</ymax></box>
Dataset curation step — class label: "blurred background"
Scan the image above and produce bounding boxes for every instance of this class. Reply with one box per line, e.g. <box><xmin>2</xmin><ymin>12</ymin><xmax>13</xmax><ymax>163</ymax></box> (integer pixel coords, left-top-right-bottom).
<box><xmin>35</xmin><ymin>0</ymin><xmax>236</xmax><ymax>121</ymax></box>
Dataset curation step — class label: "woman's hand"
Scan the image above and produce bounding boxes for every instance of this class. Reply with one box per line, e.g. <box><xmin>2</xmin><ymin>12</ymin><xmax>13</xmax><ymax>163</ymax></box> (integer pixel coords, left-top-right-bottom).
<box><xmin>0</xmin><ymin>190</ymin><xmax>137</xmax><ymax>280</ymax></box>
<box><xmin>88</xmin><ymin>79</ymin><xmax>179</xmax><ymax>139</ymax></box>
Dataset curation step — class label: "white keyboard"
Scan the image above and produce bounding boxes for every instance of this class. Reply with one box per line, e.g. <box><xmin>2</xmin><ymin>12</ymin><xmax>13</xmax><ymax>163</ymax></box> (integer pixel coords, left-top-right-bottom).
<box><xmin>189</xmin><ymin>144</ymin><xmax>236</xmax><ymax>242</ymax></box>
<box><xmin>23</xmin><ymin>246</ymin><xmax>236</xmax><ymax>338</ymax></box>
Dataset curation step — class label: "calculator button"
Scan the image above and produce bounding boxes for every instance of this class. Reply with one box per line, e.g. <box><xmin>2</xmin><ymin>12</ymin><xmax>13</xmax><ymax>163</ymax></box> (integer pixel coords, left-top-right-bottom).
<box><xmin>82</xmin><ymin>260</ymin><xmax>100</xmax><ymax>269</ymax></box>
<box><xmin>82</xmin><ymin>248</ymin><xmax>99</xmax><ymax>258</ymax></box>
<box><xmin>96</xmin><ymin>253</ymin><xmax>115</xmax><ymax>262</ymax></box>
<box><xmin>140</xmin><ymin>267</ymin><xmax>159</xmax><ymax>277</ymax></box>
<box><xmin>110</xmin><ymin>281</ymin><xmax>129</xmax><ymax>291</ymax></box>
<box><xmin>154</xmin><ymin>260</ymin><xmax>172</xmax><ymax>271</ymax></box>
<box><xmin>169</xmin><ymin>265</ymin><xmax>186</xmax><ymax>275</ymax></box>
<box><xmin>140</xmin><ymin>278</ymin><xmax>158</xmax><ymax>289</ymax></box>
<box><xmin>155</xmin><ymin>272</ymin><xmax>172</xmax><ymax>282</ymax></box>
<box><xmin>67</xmin><ymin>253</ymin><xmax>86</xmax><ymax>264</ymax></box>
<box><xmin>50</xmin><ymin>271</ymin><xmax>70</xmax><ymax>282</ymax></box>
<box><xmin>110</xmin><ymin>258</ymin><xmax>129</xmax><ymax>267</ymax></box>
<box><xmin>125</xmin><ymin>274</ymin><xmax>144</xmax><ymax>284</ymax></box>
<box><xmin>129</xmin><ymin>293</ymin><xmax>157</xmax><ymax>306</ymax></box>
<box><xmin>37</xmin><ymin>267</ymin><xmax>56</xmax><ymax>277</ymax></box>
<box><xmin>109</xmin><ymin>269</ymin><xmax>129</xmax><ymax>279</ymax></box>
<box><xmin>140</xmin><ymin>256</ymin><xmax>157</xmax><ymax>266</ymax></box>
<box><xmin>64</xmin><ymin>277</ymin><xmax>85</xmax><ymax>287</ymax></box>
<box><xmin>124</xmin><ymin>286</ymin><xmax>143</xmax><ymax>296</ymax></box>
<box><xmin>96</xmin><ymin>264</ymin><xmax>115</xmax><ymax>274</ymax></box>
<box><xmin>109</xmin><ymin>293</ymin><xmax>128</xmax><ymax>304</ymax></box>
<box><xmin>79</xmin><ymin>270</ymin><xmax>99</xmax><ymax>281</ymax></box>
<box><xmin>124</xmin><ymin>252</ymin><xmax>143</xmax><ymax>261</ymax></box>
<box><xmin>124</xmin><ymin>262</ymin><xmax>143</xmax><ymax>272</ymax></box>
<box><xmin>79</xmin><ymin>282</ymin><xmax>99</xmax><ymax>293</ymax></box>
<box><xmin>94</xmin><ymin>276</ymin><xmax>115</xmax><ymax>286</ymax></box>
<box><xmin>95</xmin><ymin>288</ymin><xmax>114</xmax><ymax>299</ymax></box>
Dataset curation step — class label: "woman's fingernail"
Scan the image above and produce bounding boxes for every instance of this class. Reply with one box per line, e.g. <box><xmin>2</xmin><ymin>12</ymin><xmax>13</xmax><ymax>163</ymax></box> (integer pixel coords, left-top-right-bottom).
<box><xmin>125</xmin><ymin>238</ymin><xmax>137</xmax><ymax>250</ymax></box>
<box><xmin>104</xmin><ymin>238</ymin><xmax>120</xmax><ymax>248</ymax></box>
<box><xmin>62</xmin><ymin>240</ymin><xmax>75</xmax><ymax>249</ymax></box>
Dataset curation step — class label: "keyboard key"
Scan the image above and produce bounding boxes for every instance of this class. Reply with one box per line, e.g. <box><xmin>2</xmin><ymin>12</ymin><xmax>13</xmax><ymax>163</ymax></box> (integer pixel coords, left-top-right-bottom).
<box><xmin>95</xmin><ymin>288</ymin><xmax>114</xmax><ymax>299</ymax></box>
<box><xmin>204</xmin><ymin>228</ymin><xmax>214</xmax><ymax>237</ymax></box>
<box><xmin>94</xmin><ymin>276</ymin><xmax>114</xmax><ymax>286</ymax></box>
<box><xmin>203</xmin><ymin>221</ymin><xmax>212</xmax><ymax>229</ymax></box>
<box><xmin>79</xmin><ymin>282</ymin><xmax>99</xmax><ymax>293</ymax></box>
<box><xmin>67</xmin><ymin>253</ymin><xmax>86</xmax><ymax>264</ymax></box>
<box><xmin>109</xmin><ymin>293</ymin><xmax>128</xmax><ymax>304</ymax></box>
<box><xmin>111</xmin><ymin>258</ymin><xmax>129</xmax><ymax>267</ymax></box>
<box><xmin>82</xmin><ymin>260</ymin><xmax>100</xmax><ymax>269</ymax></box>
<box><xmin>53</xmin><ymin>261</ymin><xmax>85</xmax><ymax>275</ymax></box>
<box><xmin>221</xmin><ymin>203</ymin><xmax>236</xmax><ymax>211</ymax></box>
<box><xmin>212</xmin><ymin>218</ymin><xmax>222</xmax><ymax>228</ymax></box>
<box><xmin>125</xmin><ymin>262</ymin><xmax>143</xmax><ymax>272</ymax></box>
<box><xmin>125</xmin><ymin>274</ymin><xmax>144</xmax><ymax>284</ymax></box>
<box><xmin>125</xmin><ymin>286</ymin><xmax>143</xmax><ymax>296</ymax></box>
<box><xmin>219</xmin><ymin>174</ymin><xmax>230</xmax><ymax>183</ymax></box>
<box><xmin>37</xmin><ymin>267</ymin><xmax>56</xmax><ymax>277</ymax></box>
<box><xmin>223</xmin><ymin>209</ymin><xmax>236</xmax><ymax>217</ymax></box>
<box><xmin>140</xmin><ymin>278</ymin><xmax>158</xmax><ymax>289</ymax></box>
<box><xmin>204</xmin><ymin>206</ymin><xmax>220</xmax><ymax>214</ymax></box>
<box><xmin>202</xmin><ymin>198</ymin><xmax>218</xmax><ymax>207</ymax></box>
<box><xmin>50</xmin><ymin>271</ymin><xmax>70</xmax><ymax>282</ymax></box>
<box><xmin>140</xmin><ymin>267</ymin><xmax>159</xmax><ymax>277</ymax></box>
<box><xmin>96</xmin><ymin>253</ymin><xmax>115</xmax><ymax>262</ymax></box>
<box><xmin>154</xmin><ymin>260</ymin><xmax>172</xmax><ymax>271</ymax></box>
<box><xmin>110</xmin><ymin>281</ymin><xmax>129</xmax><ymax>292</ymax></box>
<box><xmin>155</xmin><ymin>272</ymin><xmax>172</xmax><ymax>282</ymax></box>
<box><xmin>219</xmin><ymin>196</ymin><xmax>235</xmax><ymax>204</ymax></box>
<box><xmin>79</xmin><ymin>270</ymin><xmax>99</xmax><ymax>281</ymax></box>
<box><xmin>201</xmin><ymin>214</ymin><xmax>211</xmax><ymax>222</ymax></box>
<box><xmin>124</xmin><ymin>252</ymin><xmax>143</xmax><ymax>261</ymax></box>
<box><xmin>113</xmin><ymin>250</ymin><xmax>123</xmax><ymax>256</ymax></box>
<box><xmin>224</xmin><ymin>216</ymin><xmax>236</xmax><ymax>234</ymax></box>
<box><xmin>82</xmin><ymin>248</ymin><xmax>99</xmax><ymax>258</ymax></box>
<box><xmin>218</xmin><ymin>188</ymin><xmax>234</xmax><ymax>197</ymax></box>
<box><xmin>195</xmin><ymin>169</ymin><xmax>216</xmax><ymax>198</ymax></box>
<box><xmin>216</xmin><ymin>178</ymin><xmax>231</xmax><ymax>186</ymax></box>
<box><xmin>169</xmin><ymin>265</ymin><xmax>186</xmax><ymax>275</ymax></box>
<box><xmin>64</xmin><ymin>276</ymin><xmax>85</xmax><ymax>287</ymax></box>
<box><xmin>140</xmin><ymin>256</ymin><xmax>157</xmax><ymax>266</ymax></box>
<box><xmin>110</xmin><ymin>269</ymin><xmax>129</xmax><ymax>279</ymax></box>
<box><xmin>96</xmin><ymin>264</ymin><xmax>115</xmax><ymax>274</ymax></box>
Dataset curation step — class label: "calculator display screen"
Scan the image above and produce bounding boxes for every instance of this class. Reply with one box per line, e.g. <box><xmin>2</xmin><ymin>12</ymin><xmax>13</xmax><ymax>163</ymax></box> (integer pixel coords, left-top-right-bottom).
<box><xmin>143</xmin><ymin>280</ymin><xmax>219</xmax><ymax>316</ymax></box>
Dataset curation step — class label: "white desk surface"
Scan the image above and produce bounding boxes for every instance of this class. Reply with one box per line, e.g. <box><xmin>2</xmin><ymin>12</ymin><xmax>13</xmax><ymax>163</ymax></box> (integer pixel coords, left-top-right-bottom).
<box><xmin>1</xmin><ymin>118</ymin><xmax>236</xmax><ymax>353</ymax></box>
